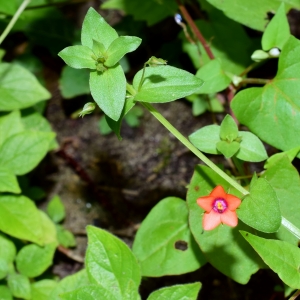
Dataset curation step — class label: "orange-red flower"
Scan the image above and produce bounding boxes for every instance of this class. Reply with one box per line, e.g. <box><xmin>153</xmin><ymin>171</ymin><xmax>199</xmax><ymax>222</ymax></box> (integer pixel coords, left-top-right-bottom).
<box><xmin>196</xmin><ymin>185</ymin><xmax>241</xmax><ymax>230</ymax></box>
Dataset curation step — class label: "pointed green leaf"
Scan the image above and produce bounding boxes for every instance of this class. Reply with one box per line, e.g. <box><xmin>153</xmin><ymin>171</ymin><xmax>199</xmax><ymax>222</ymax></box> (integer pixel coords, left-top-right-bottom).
<box><xmin>49</xmin><ymin>269</ymin><xmax>90</xmax><ymax>300</ymax></box>
<box><xmin>31</xmin><ymin>279</ymin><xmax>58</xmax><ymax>300</ymax></box>
<box><xmin>219</xmin><ymin>115</ymin><xmax>238</xmax><ymax>141</ymax></box>
<box><xmin>0</xmin><ymin>168</ymin><xmax>21</xmax><ymax>193</ymax></box>
<box><xmin>86</xmin><ymin>226</ymin><xmax>141</xmax><ymax>299</ymax></box>
<box><xmin>105</xmin><ymin>97</ymin><xmax>136</xmax><ymax>140</ymax></box>
<box><xmin>264</xmin><ymin>146</ymin><xmax>300</xmax><ymax>169</ymax></box>
<box><xmin>0</xmin><ymin>234</ymin><xmax>16</xmax><ymax>264</ymax></box>
<box><xmin>47</xmin><ymin>195</ymin><xmax>65</xmax><ymax>223</ymax></box>
<box><xmin>16</xmin><ymin>242</ymin><xmax>56</xmax><ymax>278</ymax></box>
<box><xmin>7</xmin><ymin>273</ymin><xmax>31</xmax><ymax>300</ymax></box>
<box><xmin>56</xmin><ymin>224</ymin><xmax>76</xmax><ymax>248</ymax></box>
<box><xmin>132</xmin><ymin>197</ymin><xmax>206</xmax><ymax>277</ymax></box>
<box><xmin>58</xmin><ymin>45</ymin><xmax>96</xmax><ymax>69</ymax></box>
<box><xmin>81</xmin><ymin>7</ymin><xmax>118</xmax><ymax>49</ymax></box>
<box><xmin>92</xmin><ymin>39</ymin><xmax>106</xmax><ymax>57</ymax></box>
<box><xmin>147</xmin><ymin>282</ymin><xmax>201</xmax><ymax>300</ymax></box>
<box><xmin>0</xmin><ymin>131</ymin><xmax>55</xmax><ymax>175</ymax></box>
<box><xmin>105</xmin><ymin>36</ymin><xmax>142</xmax><ymax>67</ymax></box>
<box><xmin>0</xmin><ymin>63</ymin><xmax>50</xmax><ymax>111</ymax></box>
<box><xmin>235</xmin><ymin>131</ymin><xmax>268</xmax><ymax>162</ymax></box>
<box><xmin>0</xmin><ymin>111</ymin><xmax>24</xmax><ymax>148</ymax></box>
<box><xmin>231</xmin><ymin>36</ymin><xmax>300</xmax><ymax>154</ymax></box>
<box><xmin>0</xmin><ymin>195</ymin><xmax>43</xmax><ymax>245</ymax></box>
<box><xmin>238</xmin><ymin>178</ymin><xmax>281</xmax><ymax>233</ymax></box>
<box><xmin>241</xmin><ymin>231</ymin><xmax>300</xmax><ymax>288</ymax></box>
<box><xmin>187</xmin><ymin>165</ymin><xmax>262</xmax><ymax>284</ymax></box>
<box><xmin>262</xmin><ymin>3</ymin><xmax>290</xmax><ymax>51</ymax></box>
<box><xmin>90</xmin><ymin>65</ymin><xmax>126</xmax><ymax>121</ymax></box>
<box><xmin>133</xmin><ymin>66</ymin><xmax>203</xmax><ymax>103</ymax></box>
<box><xmin>40</xmin><ymin>211</ymin><xmax>59</xmax><ymax>245</ymax></box>
<box><xmin>196</xmin><ymin>59</ymin><xmax>231</xmax><ymax>94</ymax></box>
<box><xmin>216</xmin><ymin>140</ymin><xmax>240</xmax><ymax>158</ymax></box>
<box><xmin>189</xmin><ymin>125</ymin><xmax>220</xmax><ymax>154</ymax></box>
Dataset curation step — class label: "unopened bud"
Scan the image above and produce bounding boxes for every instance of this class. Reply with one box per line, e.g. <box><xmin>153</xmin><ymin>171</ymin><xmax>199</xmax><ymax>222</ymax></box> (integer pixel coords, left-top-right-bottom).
<box><xmin>268</xmin><ymin>47</ymin><xmax>280</xmax><ymax>58</ymax></box>
<box><xmin>146</xmin><ymin>56</ymin><xmax>167</xmax><ymax>67</ymax></box>
<box><xmin>78</xmin><ymin>102</ymin><xmax>96</xmax><ymax>118</ymax></box>
<box><xmin>251</xmin><ymin>50</ymin><xmax>269</xmax><ymax>62</ymax></box>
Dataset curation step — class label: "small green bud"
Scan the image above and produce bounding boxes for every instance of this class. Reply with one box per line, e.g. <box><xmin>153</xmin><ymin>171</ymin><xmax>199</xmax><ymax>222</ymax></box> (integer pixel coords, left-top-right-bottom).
<box><xmin>251</xmin><ymin>50</ymin><xmax>269</xmax><ymax>62</ymax></box>
<box><xmin>268</xmin><ymin>47</ymin><xmax>280</xmax><ymax>58</ymax></box>
<box><xmin>146</xmin><ymin>56</ymin><xmax>167</xmax><ymax>67</ymax></box>
<box><xmin>78</xmin><ymin>102</ymin><xmax>96</xmax><ymax>118</ymax></box>
<box><xmin>96</xmin><ymin>63</ymin><xmax>107</xmax><ymax>72</ymax></box>
<box><xmin>232</xmin><ymin>75</ymin><xmax>243</xmax><ymax>87</ymax></box>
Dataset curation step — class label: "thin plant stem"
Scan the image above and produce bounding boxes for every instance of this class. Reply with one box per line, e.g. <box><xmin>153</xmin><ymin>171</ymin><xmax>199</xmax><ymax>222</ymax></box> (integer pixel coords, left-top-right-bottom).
<box><xmin>239</xmin><ymin>62</ymin><xmax>261</xmax><ymax>77</ymax></box>
<box><xmin>176</xmin><ymin>0</ymin><xmax>214</xmax><ymax>59</ymax></box>
<box><xmin>0</xmin><ymin>0</ymin><xmax>31</xmax><ymax>45</ymax></box>
<box><xmin>138</xmin><ymin>64</ymin><xmax>146</xmax><ymax>91</ymax></box>
<box><xmin>290</xmin><ymin>289</ymin><xmax>300</xmax><ymax>300</ymax></box>
<box><xmin>141</xmin><ymin>102</ymin><xmax>249</xmax><ymax>196</ymax></box>
<box><xmin>239</xmin><ymin>78</ymin><xmax>270</xmax><ymax>85</ymax></box>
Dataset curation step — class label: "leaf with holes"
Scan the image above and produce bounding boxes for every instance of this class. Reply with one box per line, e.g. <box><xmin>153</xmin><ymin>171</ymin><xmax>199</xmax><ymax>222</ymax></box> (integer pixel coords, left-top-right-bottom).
<box><xmin>147</xmin><ymin>282</ymin><xmax>201</xmax><ymax>300</ymax></box>
<box><xmin>132</xmin><ymin>197</ymin><xmax>206</xmax><ymax>277</ymax></box>
<box><xmin>231</xmin><ymin>36</ymin><xmax>300</xmax><ymax>155</ymax></box>
<box><xmin>187</xmin><ymin>165</ymin><xmax>263</xmax><ymax>284</ymax></box>
<box><xmin>241</xmin><ymin>231</ymin><xmax>300</xmax><ymax>288</ymax></box>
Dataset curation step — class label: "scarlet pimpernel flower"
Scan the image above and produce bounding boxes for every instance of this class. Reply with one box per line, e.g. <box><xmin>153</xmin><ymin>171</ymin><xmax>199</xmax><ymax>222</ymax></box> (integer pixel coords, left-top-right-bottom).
<box><xmin>197</xmin><ymin>185</ymin><xmax>241</xmax><ymax>231</ymax></box>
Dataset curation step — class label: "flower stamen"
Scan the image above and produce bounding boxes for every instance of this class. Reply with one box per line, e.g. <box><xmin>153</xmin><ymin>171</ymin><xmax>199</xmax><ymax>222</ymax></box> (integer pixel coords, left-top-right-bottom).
<box><xmin>213</xmin><ymin>198</ymin><xmax>228</xmax><ymax>213</ymax></box>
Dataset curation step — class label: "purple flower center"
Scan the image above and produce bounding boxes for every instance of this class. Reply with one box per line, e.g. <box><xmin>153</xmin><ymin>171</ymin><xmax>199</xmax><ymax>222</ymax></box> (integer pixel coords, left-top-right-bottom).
<box><xmin>212</xmin><ymin>198</ymin><xmax>228</xmax><ymax>213</ymax></box>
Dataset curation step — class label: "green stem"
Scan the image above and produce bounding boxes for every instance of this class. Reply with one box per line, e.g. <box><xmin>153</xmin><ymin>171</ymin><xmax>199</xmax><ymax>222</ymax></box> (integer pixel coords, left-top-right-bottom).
<box><xmin>138</xmin><ymin>64</ymin><xmax>146</xmax><ymax>91</ymax></box>
<box><xmin>289</xmin><ymin>289</ymin><xmax>300</xmax><ymax>300</ymax></box>
<box><xmin>281</xmin><ymin>217</ymin><xmax>300</xmax><ymax>240</ymax></box>
<box><xmin>0</xmin><ymin>0</ymin><xmax>31</xmax><ymax>45</ymax></box>
<box><xmin>240</xmin><ymin>78</ymin><xmax>270</xmax><ymax>85</ymax></box>
<box><xmin>141</xmin><ymin>102</ymin><xmax>249</xmax><ymax>196</ymax></box>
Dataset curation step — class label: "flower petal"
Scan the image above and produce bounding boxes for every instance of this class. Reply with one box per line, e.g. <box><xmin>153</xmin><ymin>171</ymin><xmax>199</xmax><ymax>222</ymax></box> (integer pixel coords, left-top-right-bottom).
<box><xmin>220</xmin><ymin>210</ymin><xmax>238</xmax><ymax>227</ymax></box>
<box><xmin>210</xmin><ymin>185</ymin><xmax>227</xmax><ymax>199</ymax></box>
<box><xmin>203</xmin><ymin>210</ymin><xmax>222</xmax><ymax>230</ymax></box>
<box><xmin>197</xmin><ymin>196</ymin><xmax>215</xmax><ymax>212</ymax></box>
<box><xmin>226</xmin><ymin>194</ymin><xmax>241</xmax><ymax>210</ymax></box>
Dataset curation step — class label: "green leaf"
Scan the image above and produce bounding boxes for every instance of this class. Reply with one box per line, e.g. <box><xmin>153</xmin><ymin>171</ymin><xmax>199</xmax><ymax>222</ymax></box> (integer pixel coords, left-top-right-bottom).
<box><xmin>235</xmin><ymin>131</ymin><xmax>268</xmax><ymax>162</ymax></box>
<box><xmin>181</xmin><ymin>8</ymin><xmax>253</xmax><ymax>74</ymax></box>
<box><xmin>92</xmin><ymin>40</ymin><xmax>106</xmax><ymax>57</ymax></box>
<box><xmin>21</xmin><ymin>109</ymin><xmax>58</xmax><ymax>151</ymax></box>
<box><xmin>216</xmin><ymin>140</ymin><xmax>240</xmax><ymax>158</ymax></box>
<box><xmin>105</xmin><ymin>36</ymin><xmax>142</xmax><ymax>67</ymax></box>
<box><xmin>0</xmin><ymin>131</ymin><xmax>55</xmax><ymax>175</ymax></box>
<box><xmin>58</xmin><ymin>45</ymin><xmax>96</xmax><ymax>69</ymax></box>
<box><xmin>59</xmin><ymin>66</ymin><xmax>90</xmax><ymax>99</ymax></box>
<box><xmin>40</xmin><ymin>210</ymin><xmax>59</xmax><ymax>245</ymax></box>
<box><xmin>264</xmin><ymin>146</ymin><xmax>300</xmax><ymax>169</ymax></box>
<box><xmin>205</xmin><ymin>0</ymin><xmax>300</xmax><ymax>31</ymax></box>
<box><xmin>241</xmin><ymin>231</ymin><xmax>300</xmax><ymax>288</ymax></box>
<box><xmin>31</xmin><ymin>279</ymin><xmax>58</xmax><ymax>300</ymax></box>
<box><xmin>81</xmin><ymin>7</ymin><xmax>118</xmax><ymax>49</ymax></box>
<box><xmin>85</xmin><ymin>226</ymin><xmax>141</xmax><ymax>299</ymax></box>
<box><xmin>0</xmin><ymin>111</ymin><xmax>24</xmax><ymax>148</ymax></box>
<box><xmin>231</xmin><ymin>36</ymin><xmax>300</xmax><ymax>154</ymax></box>
<box><xmin>219</xmin><ymin>114</ymin><xmax>238</xmax><ymax>141</ymax></box>
<box><xmin>49</xmin><ymin>269</ymin><xmax>90</xmax><ymax>300</ymax></box>
<box><xmin>262</xmin><ymin>156</ymin><xmax>300</xmax><ymax>244</ymax></box>
<box><xmin>124</xmin><ymin>107</ymin><xmax>143</xmax><ymax>127</ymax></box>
<box><xmin>0</xmin><ymin>63</ymin><xmax>50</xmax><ymax>111</ymax></box>
<box><xmin>90</xmin><ymin>65</ymin><xmax>126</xmax><ymax>121</ymax></box>
<box><xmin>56</xmin><ymin>224</ymin><xmax>76</xmax><ymax>248</ymax></box>
<box><xmin>0</xmin><ymin>285</ymin><xmax>12</xmax><ymax>300</ymax></box>
<box><xmin>61</xmin><ymin>285</ymin><xmax>120</xmax><ymax>300</ymax></box>
<box><xmin>0</xmin><ymin>235</ymin><xmax>14</xmax><ymax>279</ymax></box>
<box><xmin>261</xmin><ymin>3</ymin><xmax>290</xmax><ymax>50</ymax></box>
<box><xmin>196</xmin><ymin>59</ymin><xmax>231</xmax><ymax>94</ymax></box>
<box><xmin>0</xmin><ymin>195</ymin><xmax>43</xmax><ymax>245</ymax></box>
<box><xmin>187</xmin><ymin>165</ymin><xmax>262</xmax><ymax>284</ymax></box>
<box><xmin>147</xmin><ymin>282</ymin><xmax>201</xmax><ymax>300</ymax></box>
<box><xmin>189</xmin><ymin>125</ymin><xmax>220</xmax><ymax>154</ymax></box>
<box><xmin>105</xmin><ymin>97</ymin><xmax>136</xmax><ymax>140</ymax></box>
<box><xmin>133</xmin><ymin>66</ymin><xmax>203</xmax><ymax>103</ymax></box>
<box><xmin>47</xmin><ymin>195</ymin><xmax>65</xmax><ymax>223</ymax></box>
<box><xmin>0</xmin><ymin>168</ymin><xmax>21</xmax><ymax>193</ymax></box>
<box><xmin>132</xmin><ymin>197</ymin><xmax>206</xmax><ymax>277</ymax></box>
<box><xmin>7</xmin><ymin>273</ymin><xmax>31</xmax><ymax>300</ymax></box>
<box><xmin>101</xmin><ymin>0</ymin><xmax>177</xmax><ymax>26</ymax></box>
<box><xmin>238</xmin><ymin>178</ymin><xmax>281</xmax><ymax>233</ymax></box>
<box><xmin>16</xmin><ymin>242</ymin><xmax>56</xmax><ymax>278</ymax></box>
<box><xmin>0</xmin><ymin>0</ymin><xmax>17</xmax><ymax>15</ymax></box>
